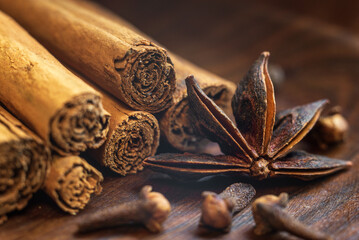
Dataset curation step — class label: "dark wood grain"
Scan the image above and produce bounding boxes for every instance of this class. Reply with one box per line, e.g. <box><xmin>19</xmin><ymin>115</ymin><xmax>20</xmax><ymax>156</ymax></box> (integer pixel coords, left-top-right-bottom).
<box><xmin>1</xmin><ymin>1</ymin><xmax>359</xmax><ymax>239</ymax></box>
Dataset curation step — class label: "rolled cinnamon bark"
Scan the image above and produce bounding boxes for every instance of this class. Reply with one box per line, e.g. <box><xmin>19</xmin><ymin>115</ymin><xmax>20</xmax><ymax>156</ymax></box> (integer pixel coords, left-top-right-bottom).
<box><xmin>53</xmin><ymin>0</ymin><xmax>236</xmax><ymax>152</ymax></box>
<box><xmin>0</xmin><ymin>0</ymin><xmax>176</xmax><ymax>113</ymax></box>
<box><xmin>0</xmin><ymin>11</ymin><xmax>110</xmax><ymax>155</ymax></box>
<box><xmin>94</xmin><ymin>93</ymin><xmax>160</xmax><ymax>176</ymax></box>
<box><xmin>43</xmin><ymin>155</ymin><xmax>103</xmax><ymax>215</ymax></box>
<box><xmin>43</xmin><ymin>0</ymin><xmax>237</xmax><ymax>152</ymax></box>
<box><xmin>78</xmin><ymin>76</ymin><xmax>160</xmax><ymax>176</ymax></box>
<box><xmin>0</xmin><ymin>107</ymin><xmax>49</xmax><ymax>224</ymax></box>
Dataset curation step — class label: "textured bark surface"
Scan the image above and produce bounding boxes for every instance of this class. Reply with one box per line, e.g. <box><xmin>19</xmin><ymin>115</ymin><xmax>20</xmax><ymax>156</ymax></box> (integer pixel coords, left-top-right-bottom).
<box><xmin>0</xmin><ymin>0</ymin><xmax>176</xmax><ymax>113</ymax></box>
<box><xmin>0</xmin><ymin>11</ymin><xmax>110</xmax><ymax>155</ymax></box>
<box><xmin>43</xmin><ymin>155</ymin><xmax>103</xmax><ymax>215</ymax></box>
<box><xmin>0</xmin><ymin>107</ymin><xmax>49</xmax><ymax>224</ymax></box>
<box><xmin>89</xmin><ymin>88</ymin><xmax>160</xmax><ymax>176</ymax></box>
<box><xmin>17</xmin><ymin>0</ymin><xmax>236</xmax><ymax>152</ymax></box>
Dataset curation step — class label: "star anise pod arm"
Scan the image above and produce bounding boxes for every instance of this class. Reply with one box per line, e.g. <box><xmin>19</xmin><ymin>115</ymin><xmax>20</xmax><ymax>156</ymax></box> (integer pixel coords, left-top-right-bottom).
<box><xmin>271</xmin><ymin>150</ymin><xmax>351</xmax><ymax>180</ymax></box>
<box><xmin>232</xmin><ymin>51</ymin><xmax>276</xmax><ymax>156</ymax></box>
<box><xmin>269</xmin><ymin>100</ymin><xmax>328</xmax><ymax>159</ymax></box>
<box><xmin>145</xmin><ymin>153</ymin><xmax>251</xmax><ymax>180</ymax></box>
<box><xmin>145</xmin><ymin>52</ymin><xmax>352</xmax><ymax>180</ymax></box>
<box><xmin>185</xmin><ymin>75</ymin><xmax>256</xmax><ymax>163</ymax></box>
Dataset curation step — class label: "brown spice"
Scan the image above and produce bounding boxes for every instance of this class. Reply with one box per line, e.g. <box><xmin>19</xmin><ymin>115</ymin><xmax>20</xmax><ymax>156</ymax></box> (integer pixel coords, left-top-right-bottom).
<box><xmin>6</xmin><ymin>0</ymin><xmax>236</xmax><ymax>152</ymax></box>
<box><xmin>0</xmin><ymin>107</ymin><xmax>49</xmax><ymax>224</ymax></box>
<box><xmin>43</xmin><ymin>155</ymin><xmax>103</xmax><ymax>215</ymax></box>
<box><xmin>0</xmin><ymin>0</ymin><xmax>176</xmax><ymax>113</ymax></box>
<box><xmin>252</xmin><ymin>193</ymin><xmax>332</xmax><ymax>240</ymax></box>
<box><xmin>44</xmin><ymin>0</ymin><xmax>236</xmax><ymax>152</ymax></box>
<box><xmin>85</xmin><ymin>81</ymin><xmax>160</xmax><ymax>176</ymax></box>
<box><xmin>200</xmin><ymin>183</ymin><xmax>255</xmax><ymax>232</ymax></box>
<box><xmin>159</xmin><ymin>55</ymin><xmax>236</xmax><ymax>152</ymax></box>
<box><xmin>77</xmin><ymin>185</ymin><xmax>171</xmax><ymax>233</ymax></box>
<box><xmin>0</xmin><ymin>10</ymin><xmax>110</xmax><ymax>155</ymax></box>
<box><xmin>145</xmin><ymin>52</ymin><xmax>352</xmax><ymax>180</ymax></box>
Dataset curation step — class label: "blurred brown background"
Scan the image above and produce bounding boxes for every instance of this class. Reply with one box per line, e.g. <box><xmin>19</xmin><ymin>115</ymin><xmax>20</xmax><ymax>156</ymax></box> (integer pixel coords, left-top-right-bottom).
<box><xmin>259</xmin><ymin>0</ymin><xmax>359</xmax><ymax>34</ymax></box>
<box><xmin>98</xmin><ymin>0</ymin><xmax>359</xmax><ymax>36</ymax></box>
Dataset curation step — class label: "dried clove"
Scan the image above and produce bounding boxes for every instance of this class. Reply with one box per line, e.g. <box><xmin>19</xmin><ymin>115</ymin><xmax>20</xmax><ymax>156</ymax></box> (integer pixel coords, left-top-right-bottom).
<box><xmin>77</xmin><ymin>185</ymin><xmax>171</xmax><ymax>233</ymax></box>
<box><xmin>309</xmin><ymin>106</ymin><xmax>349</xmax><ymax>149</ymax></box>
<box><xmin>252</xmin><ymin>193</ymin><xmax>332</xmax><ymax>240</ymax></box>
<box><xmin>200</xmin><ymin>183</ymin><xmax>256</xmax><ymax>232</ymax></box>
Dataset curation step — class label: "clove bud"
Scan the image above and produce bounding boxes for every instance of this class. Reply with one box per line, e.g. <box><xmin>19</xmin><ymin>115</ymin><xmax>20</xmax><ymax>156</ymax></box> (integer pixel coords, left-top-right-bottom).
<box><xmin>199</xmin><ymin>183</ymin><xmax>255</xmax><ymax>232</ymax></box>
<box><xmin>252</xmin><ymin>193</ymin><xmax>332</xmax><ymax>240</ymax></box>
<box><xmin>77</xmin><ymin>185</ymin><xmax>171</xmax><ymax>233</ymax></box>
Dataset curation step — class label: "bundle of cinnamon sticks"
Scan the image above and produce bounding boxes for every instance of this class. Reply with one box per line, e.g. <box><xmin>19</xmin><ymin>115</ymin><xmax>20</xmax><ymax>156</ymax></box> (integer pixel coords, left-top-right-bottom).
<box><xmin>0</xmin><ymin>10</ymin><xmax>108</xmax><ymax>220</ymax></box>
<box><xmin>0</xmin><ymin>0</ymin><xmax>237</xmax><ymax>222</ymax></box>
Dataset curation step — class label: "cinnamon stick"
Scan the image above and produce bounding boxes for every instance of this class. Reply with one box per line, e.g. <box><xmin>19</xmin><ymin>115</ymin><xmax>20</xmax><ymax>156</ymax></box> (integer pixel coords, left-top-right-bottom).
<box><xmin>49</xmin><ymin>0</ymin><xmax>237</xmax><ymax>152</ymax></box>
<box><xmin>0</xmin><ymin>107</ymin><xmax>50</xmax><ymax>224</ymax></box>
<box><xmin>40</xmin><ymin>0</ymin><xmax>237</xmax><ymax>152</ymax></box>
<box><xmin>0</xmin><ymin>0</ymin><xmax>236</xmax><ymax>152</ymax></box>
<box><xmin>0</xmin><ymin>0</ymin><xmax>176</xmax><ymax>113</ymax></box>
<box><xmin>58</xmin><ymin>0</ymin><xmax>236</xmax><ymax>152</ymax></box>
<box><xmin>0</xmin><ymin>11</ymin><xmax>110</xmax><ymax>155</ymax></box>
<box><xmin>43</xmin><ymin>155</ymin><xmax>103</xmax><ymax>215</ymax></box>
<box><xmin>92</xmin><ymin>93</ymin><xmax>160</xmax><ymax>176</ymax></box>
<box><xmin>69</xmin><ymin>68</ymin><xmax>160</xmax><ymax>176</ymax></box>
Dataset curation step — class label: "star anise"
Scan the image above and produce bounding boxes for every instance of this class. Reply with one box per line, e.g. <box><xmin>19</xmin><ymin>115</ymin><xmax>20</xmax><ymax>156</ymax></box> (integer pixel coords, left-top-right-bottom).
<box><xmin>145</xmin><ymin>52</ymin><xmax>351</xmax><ymax>180</ymax></box>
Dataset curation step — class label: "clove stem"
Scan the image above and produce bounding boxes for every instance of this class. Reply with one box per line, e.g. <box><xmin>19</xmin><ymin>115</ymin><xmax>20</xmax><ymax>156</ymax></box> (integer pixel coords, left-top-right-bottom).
<box><xmin>252</xmin><ymin>193</ymin><xmax>332</xmax><ymax>240</ymax></box>
<box><xmin>77</xmin><ymin>185</ymin><xmax>171</xmax><ymax>233</ymax></box>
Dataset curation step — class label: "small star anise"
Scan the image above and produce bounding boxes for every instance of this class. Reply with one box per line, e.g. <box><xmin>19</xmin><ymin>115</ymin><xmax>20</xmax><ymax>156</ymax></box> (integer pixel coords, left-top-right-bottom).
<box><xmin>145</xmin><ymin>52</ymin><xmax>351</xmax><ymax>180</ymax></box>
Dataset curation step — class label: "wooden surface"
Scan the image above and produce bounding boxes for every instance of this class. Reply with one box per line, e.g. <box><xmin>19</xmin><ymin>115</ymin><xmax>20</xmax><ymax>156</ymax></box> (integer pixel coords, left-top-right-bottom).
<box><xmin>1</xmin><ymin>1</ymin><xmax>359</xmax><ymax>239</ymax></box>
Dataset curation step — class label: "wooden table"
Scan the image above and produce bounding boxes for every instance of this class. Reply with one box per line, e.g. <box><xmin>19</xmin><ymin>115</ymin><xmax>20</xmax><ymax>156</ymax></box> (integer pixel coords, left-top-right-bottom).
<box><xmin>1</xmin><ymin>1</ymin><xmax>358</xmax><ymax>239</ymax></box>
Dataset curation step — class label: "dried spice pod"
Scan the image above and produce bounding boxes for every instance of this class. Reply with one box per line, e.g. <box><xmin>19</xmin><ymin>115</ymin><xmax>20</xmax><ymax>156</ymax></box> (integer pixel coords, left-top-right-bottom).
<box><xmin>77</xmin><ymin>185</ymin><xmax>171</xmax><ymax>233</ymax></box>
<box><xmin>159</xmin><ymin>55</ymin><xmax>236</xmax><ymax>152</ymax></box>
<box><xmin>252</xmin><ymin>193</ymin><xmax>331</xmax><ymax>240</ymax></box>
<box><xmin>200</xmin><ymin>183</ymin><xmax>255</xmax><ymax>232</ymax></box>
<box><xmin>0</xmin><ymin>107</ymin><xmax>49</xmax><ymax>224</ymax></box>
<box><xmin>145</xmin><ymin>52</ymin><xmax>352</xmax><ymax>180</ymax></box>
<box><xmin>0</xmin><ymin>11</ymin><xmax>110</xmax><ymax>155</ymax></box>
<box><xmin>0</xmin><ymin>0</ymin><xmax>175</xmax><ymax>113</ymax></box>
<box><xmin>90</xmin><ymin>90</ymin><xmax>160</xmax><ymax>176</ymax></box>
<box><xmin>43</xmin><ymin>155</ymin><xmax>103</xmax><ymax>215</ymax></box>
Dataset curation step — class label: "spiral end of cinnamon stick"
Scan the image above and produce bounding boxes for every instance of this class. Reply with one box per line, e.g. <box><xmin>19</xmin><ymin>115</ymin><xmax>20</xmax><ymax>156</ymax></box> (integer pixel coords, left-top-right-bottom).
<box><xmin>116</xmin><ymin>43</ymin><xmax>175</xmax><ymax>113</ymax></box>
<box><xmin>50</xmin><ymin>93</ymin><xmax>110</xmax><ymax>155</ymax></box>
<box><xmin>43</xmin><ymin>155</ymin><xmax>103</xmax><ymax>215</ymax></box>
<box><xmin>104</xmin><ymin>112</ymin><xmax>160</xmax><ymax>176</ymax></box>
<box><xmin>162</xmin><ymin>85</ymin><xmax>231</xmax><ymax>152</ymax></box>
<box><xmin>0</xmin><ymin>134</ymin><xmax>49</xmax><ymax>223</ymax></box>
